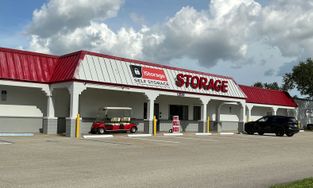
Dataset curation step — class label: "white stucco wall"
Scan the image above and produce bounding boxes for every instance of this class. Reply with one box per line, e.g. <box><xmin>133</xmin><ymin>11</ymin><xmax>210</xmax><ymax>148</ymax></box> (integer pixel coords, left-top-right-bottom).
<box><xmin>249</xmin><ymin>106</ymin><xmax>289</xmax><ymax>121</ymax></box>
<box><xmin>250</xmin><ymin>106</ymin><xmax>271</xmax><ymax>121</ymax></box>
<box><xmin>219</xmin><ymin>104</ymin><xmax>241</xmax><ymax>121</ymax></box>
<box><xmin>208</xmin><ymin>100</ymin><xmax>241</xmax><ymax>122</ymax></box>
<box><xmin>80</xmin><ymin>88</ymin><xmax>146</xmax><ymax>119</ymax></box>
<box><xmin>0</xmin><ymin>86</ymin><xmax>46</xmax><ymax>117</ymax></box>
<box><xmin>53</xmin><ymin>88</ymin><xmax>70</xmax><ymax>117</ymax></box>
<box><xmin>155</xmin><ymin>95</ymin><xmax>202</xmax><ymax>120</ymax></box>
<box><xmin>277</xmin><ymin>108</ymin><xmax>288</xmax><ymax>116</ymax></box>
<box><xmin>208</xmin><ymin>100</ymin><xmax>219</xmax><ymax>121</ymax></box>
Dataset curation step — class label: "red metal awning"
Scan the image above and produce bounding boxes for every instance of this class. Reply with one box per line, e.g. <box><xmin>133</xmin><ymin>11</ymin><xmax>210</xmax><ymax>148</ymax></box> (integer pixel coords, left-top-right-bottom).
<box><xmin>239</xmin><ymin>85</ymin><xmax>297</xmax><ymax>107</ymax></box>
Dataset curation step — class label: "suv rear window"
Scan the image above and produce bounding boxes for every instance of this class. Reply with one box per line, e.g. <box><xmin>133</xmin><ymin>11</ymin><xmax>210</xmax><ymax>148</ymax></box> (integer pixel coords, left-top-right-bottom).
<box><xmin>288</xmin><ymin>117</ymin><xmax>297</xmax><ymax>123</ymax></box>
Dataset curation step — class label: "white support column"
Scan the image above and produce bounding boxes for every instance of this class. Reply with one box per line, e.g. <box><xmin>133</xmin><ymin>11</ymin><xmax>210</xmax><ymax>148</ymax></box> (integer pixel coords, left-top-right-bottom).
<box><xmin>272</xmin><ymin>107</ymin><xmax>278</xmax><ymax>115</ymax></box>
<box><xmin>239</xmin><ymin>102</ymin><xmax>246</xmax><ymax>122</ymax></box>
<box><xmin>145</xmin><ymin>92</ymin><xmax>158</xmax><ymax>134</ymax></box>
<box><xmin>66</xmin><ymin>82</ymin><xmax>86</xmax><ymax>137</ymax></box>
<box><xmin>216</xmin><ymin>104</ymin><xmax>221</xmax><ymax>123</ymax></box>
<box><xmin>47</xmin><ymin>94</ymin><xmax>55</xmax><ymax>118</ymax></box>
<box><xmin>42</xmin><ymin>88</ymin><xmax>58</xmax><ymax>134</ymax></box>
<box><xmin>200</xmin><ymin>97</ymin><xmax>210</xmax><ymax>133</ymax></box>
<box><xmin>68</xmin><ymin>82</ymin><xmax>86</xmax><ymax>119</ymax></box>
<box><xmin>69</xmin><ymin>91</ymin><xmax>80</xmax><ymax>119</ymax></box>
<box><xmin>246</xmin><ymin>105</ymin><xmax>252</xmax><ymax>122</ymax></box>
<box><xmin>239</xmin><ymin>101</ymin><xmax>246</xmax><ymax>133</ymax></box>
<box><xmin>295</xmin><ymin>108</ymin><xmax>299</xmax><ymax>120</ymax></box>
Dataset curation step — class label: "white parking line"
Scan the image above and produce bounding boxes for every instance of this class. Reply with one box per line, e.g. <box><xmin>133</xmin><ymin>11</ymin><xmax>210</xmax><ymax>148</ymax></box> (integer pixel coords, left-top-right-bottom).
<box><xmin>163</xmin><ymin>133</ymin><xmax>184</xmax><ymax>136</ymax></box>
<box><xmin>195</xmin><ymin>133</ymin><xmax>212</xmax><ymax>136</ymax></box>
<box><xmin>0</xmin><ymin>133</ymin><xmax>34</xmax><ymax>137</ymax></box>
<box><xmin>0</xmin><ymin>142</ymin><xmax>12</xmax><ymax>145</ymax></box>
<box><xmin>128</xmin><ymin>134</ymin><xmax>152</xmax><ymax>137</ymax></box>
<box><xmin>131</xmin><ymin>137</ymin><xmax>180</xmax><ymax>144</ymax></box>
<box><xmin>83</xmin><ymin>135</ymin><xmax>113</xmax><ymax>139</ymax></box>
<box><xmin>219</xmin><ymin>132</ymin><xmax>235</xmax><ymax>135</ymax></box>
<box><xmin>175</xmin><ymin>137</ymin><xmax>218</xmax><ymax>142</ymax></box>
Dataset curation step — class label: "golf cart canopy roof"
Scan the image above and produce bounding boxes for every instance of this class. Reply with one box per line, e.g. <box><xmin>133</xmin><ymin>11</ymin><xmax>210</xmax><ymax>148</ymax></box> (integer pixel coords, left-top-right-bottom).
<box><xmin>99</xmin><ymin>107</ymin><xmax>132</xmax><ymax>110</ymax></box>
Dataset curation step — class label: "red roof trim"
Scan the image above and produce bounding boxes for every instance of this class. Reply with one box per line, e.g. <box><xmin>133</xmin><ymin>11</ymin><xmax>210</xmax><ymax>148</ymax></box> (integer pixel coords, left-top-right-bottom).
<box><xmin>49</xmin><ymin>51</ymin><xmax>84</xmax><ymax>82</ymax></box>
<box><xmin>0</xmin><ymin>47</ymin><xmax>58</xmax><ymax>59</ymax></box>
<box><xmin>239</xmin><ymin>85</ymin><xmax>298</xmax><ymax>107</ymax></box>
<box><xmin>0</xmin><ymin>77</ymin><xmax>52</xmax><ymax>85</ymax></box>
<box><xmin>0</xmin><ymin>48</ymin><xmax>59</xmax><ymax>83</ymax></box>
<box><xmin>239</xmin><ymin>84</ymin><xmax>284</xmax><ymax>93</ymax></box>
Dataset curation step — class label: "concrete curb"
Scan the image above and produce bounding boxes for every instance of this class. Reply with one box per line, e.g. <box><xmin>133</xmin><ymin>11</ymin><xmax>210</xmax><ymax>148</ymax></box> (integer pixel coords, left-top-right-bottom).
<box><xmin>299</xmin><ymin>130</ymin><xmax>304</xmax><ymax>133</ymax></box>
<box><xmin>128</xmin><ymin>134</ymin><xmax>152</xmax><ymax>137</ymax></box>
<box><xmin>163</xmin><ymin>133</ymin><xmax>184</xmax><ymax>136</ymax></box>
<box><xmin>195</xmin><ymin>133</ymin><xmax>212</xmax><ymax>136</ymax></box>
<box><xmin>0</xmin><ymin>140</ymin><xmax>13</xmax><ymax>144</ymax></box>
<box><xmin>0</xmin><ymin>133</ymin><xmax>34</xmax><ymax>137</ymax></box>
<box><xmin>219</xmin><ymin>132</ymin><xmax>235</xmax><ymax>135</ymax></box>
<box><xmin>83</xmin><ymin>135</ymin><xmax>113</xmax><ymax>139</ymax></box>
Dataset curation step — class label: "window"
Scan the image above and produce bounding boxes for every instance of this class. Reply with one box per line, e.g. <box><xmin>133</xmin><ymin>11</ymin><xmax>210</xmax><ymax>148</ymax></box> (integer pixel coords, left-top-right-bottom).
<box><xmin>1</xmin><ymin>90</ymin><xmax>7</xmax><ymax>101</ymax></box>
<box><xmin>193</xmin><ymin>106</ymin><xmax>201</xmax><ymax>120</ymax></box>
<box><xmin>169</xmin><ymin>105</ymin><xmax>188</xmax><ymax>120</ymax></box>
<box><xmin>257</xmin><ymin>117</ymin><xmax>268</xmax><ymax>122</ymax></box>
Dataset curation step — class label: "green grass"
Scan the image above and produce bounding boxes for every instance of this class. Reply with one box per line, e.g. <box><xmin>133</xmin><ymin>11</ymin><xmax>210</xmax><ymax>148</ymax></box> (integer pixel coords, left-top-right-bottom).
<box><xmin>271</xmin><ymin>178</ymin><xmax>313</xmax><ymax>188</ymax></box>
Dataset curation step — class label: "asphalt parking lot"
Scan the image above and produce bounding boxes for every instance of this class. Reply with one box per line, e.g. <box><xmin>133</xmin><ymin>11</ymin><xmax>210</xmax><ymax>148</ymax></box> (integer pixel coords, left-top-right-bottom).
<box><xmin>0</xmin><ymin>132</ymin><xmax>313</xmax><ymax>188</ymax></box>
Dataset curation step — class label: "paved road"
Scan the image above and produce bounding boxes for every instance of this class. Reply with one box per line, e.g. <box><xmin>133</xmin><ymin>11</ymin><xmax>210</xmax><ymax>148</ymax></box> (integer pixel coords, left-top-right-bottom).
<box><xmin>0</xmin><ymin>132</ymin><xmax>313</xmax><ymax>188</ymax></box>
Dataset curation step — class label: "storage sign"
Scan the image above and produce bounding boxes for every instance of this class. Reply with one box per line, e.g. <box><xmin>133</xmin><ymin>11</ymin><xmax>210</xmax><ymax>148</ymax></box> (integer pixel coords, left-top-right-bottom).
<box><xmin>130</xmin><ymin>65</ymin><xmax>169</xmax><ymax>88</ymax></box>
<box><xmin>77</xmin><ymin>54</ymin><xmax>246</xmax><ymax>99</ymax></box>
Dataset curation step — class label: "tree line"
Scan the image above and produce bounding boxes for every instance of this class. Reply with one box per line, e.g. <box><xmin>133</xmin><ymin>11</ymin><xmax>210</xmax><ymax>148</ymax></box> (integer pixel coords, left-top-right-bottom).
<box><xmin>253</xmin><ymin>58</ymin><xmax>313</xmax><ymax>99</ymax></box>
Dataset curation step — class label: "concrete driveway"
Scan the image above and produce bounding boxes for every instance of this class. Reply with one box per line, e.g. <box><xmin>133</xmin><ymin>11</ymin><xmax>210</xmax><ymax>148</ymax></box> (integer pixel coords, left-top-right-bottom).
<box><xmin>0</xmin><ymin>132</ymin><xmax>313</xmax><ymax>188</ymax></box>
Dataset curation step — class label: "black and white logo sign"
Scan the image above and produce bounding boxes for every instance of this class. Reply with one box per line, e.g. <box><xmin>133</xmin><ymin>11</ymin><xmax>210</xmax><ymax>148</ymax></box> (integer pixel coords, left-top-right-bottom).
<box><xmin>130</xmin><ymin>65</ymin><xmax>142</xmax><ymax>78</ymax></box>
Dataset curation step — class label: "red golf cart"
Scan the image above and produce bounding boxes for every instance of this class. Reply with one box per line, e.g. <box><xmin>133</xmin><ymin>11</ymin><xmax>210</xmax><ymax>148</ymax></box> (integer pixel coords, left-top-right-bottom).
<box><xmin>90</xmin><ymin>107</ymin><xmax>138</xmax><ymax>134</ymax></box>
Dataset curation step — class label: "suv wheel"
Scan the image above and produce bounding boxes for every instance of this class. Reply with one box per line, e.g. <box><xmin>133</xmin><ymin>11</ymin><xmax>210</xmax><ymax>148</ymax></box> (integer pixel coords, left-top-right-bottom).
<box><xmin>258</xmin><ymin>131</ymin><xmax>264</xmax><ymax>135</ymax></box>
<box><xmin>247</xmin><ymin>131</ymin><xmax>254</xmax><ymax>135</ymax></box>
<box><xmin>286</xmin><ymin>132</ymin><xmax>294</xmax><ymax>137</ymax></box>
<box><xmin>130</xmin><ymin>126</ymin><xmax>137</xmax><ymax>133</ymax></box>
<box><xmin>98</xmin><ymin>128</ymin><xmax>105</xmax><ymax>134</ymax></box>
<box><xmin>275</xmin><ymin>128</ymin><xmax>284</xmax><ymax>137</ymax></box>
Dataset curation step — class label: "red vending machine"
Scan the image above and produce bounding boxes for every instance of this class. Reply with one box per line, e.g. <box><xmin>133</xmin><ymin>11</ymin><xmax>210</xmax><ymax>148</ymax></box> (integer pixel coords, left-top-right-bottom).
<box><xmin>169</xmin><ymin>115</ymin><xmax>181</xmax><ymax>133</ymax></box>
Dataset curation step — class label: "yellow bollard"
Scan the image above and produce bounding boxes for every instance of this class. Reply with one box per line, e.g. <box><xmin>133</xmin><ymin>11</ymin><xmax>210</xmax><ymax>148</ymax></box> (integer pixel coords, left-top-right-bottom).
<box><xmin>207</xmin><ymin>116</ymin><xmax>210</xmax><ymax>133</ymax></box>
<box><xmin>76</xmin><ymin>114</ymin><xmax>80</xmax><ymax>138</ymax></box>
<box><xmin>153</xmin><ymin>116</ymin><xmax>157</xmax><ymax>136</ymax></box>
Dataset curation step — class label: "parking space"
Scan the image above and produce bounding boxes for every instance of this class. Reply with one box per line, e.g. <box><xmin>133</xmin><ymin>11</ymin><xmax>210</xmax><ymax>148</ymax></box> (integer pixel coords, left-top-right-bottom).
<box><xmin>1</xmin><ymin>132</ymin><xmax>312</xmax><ymax>188</ymax></box>
<box><xmin>81</xmin><ymin>132</ymin><xmax>310</xmax><ymax>147</ymax></box>
<box><xmin>82</xmin><ymin>133</ymin><xmax>220</xmax><ymax>147</ymax></box>
<box><xmin>1</xmin><ymin>132</ymin><xmax>309</xmax><ymax>147</ymax></box>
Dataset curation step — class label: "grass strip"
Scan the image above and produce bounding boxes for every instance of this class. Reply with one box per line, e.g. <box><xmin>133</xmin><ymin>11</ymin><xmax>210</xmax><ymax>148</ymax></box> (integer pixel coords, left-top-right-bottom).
<box><xmin>271</xmin><ymin>178</ymin><xmax>313</xmax><ymax>188</ymax></box>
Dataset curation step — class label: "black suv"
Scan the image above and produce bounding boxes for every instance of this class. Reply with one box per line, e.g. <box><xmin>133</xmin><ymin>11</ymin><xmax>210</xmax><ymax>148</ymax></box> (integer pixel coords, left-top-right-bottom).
<box><xmin>245</xmin><ymin>116</ymin><xmax>299</xmax><ymax>137</ymax></box>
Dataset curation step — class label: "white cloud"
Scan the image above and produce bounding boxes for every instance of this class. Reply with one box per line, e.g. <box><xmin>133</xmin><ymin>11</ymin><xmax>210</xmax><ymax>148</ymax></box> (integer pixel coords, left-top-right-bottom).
<box><xmin>30</xmin><ymin>22</ymin><xmax>151</xmax><ymax>58</ymax></box>
<box><xmin>26</xmin><ymin>0</ymin><xmax>313</xmax><ymax>74</ymax></box>
<box><xmin>259</xmin><ymin>0</ymin><xmax>313</xmax><ymax>58</ymax></box>
<box><xmin>142</xmin><ymin>1</ymin><xmax>261</xmax><ymax>67</ymax></box>
<box><xmin>28</xmin><ymin>0</ymin><xmax>123</xmax><ymax>37</ymax></box>
<box><xmin>29</xmin><ymin>35</ymin><xmax>51</xmax><ymax>53</ymax></box>
<box><xmin>129</xmin><ymin>12</ymin><xmax>146</xmax><ymax>25</ymax></box>
<box><xmin>210</xmin><ymin>0</ymin><xmax>260</xmax><ymax>18</ymax></box>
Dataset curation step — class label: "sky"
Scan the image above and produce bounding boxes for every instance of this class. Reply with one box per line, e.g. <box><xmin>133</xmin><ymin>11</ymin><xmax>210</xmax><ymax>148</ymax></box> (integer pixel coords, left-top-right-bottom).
<box><xmin>0</xmin><ymin>0</ymin><xmax>311</xmax><ymax>96</ymax></box>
